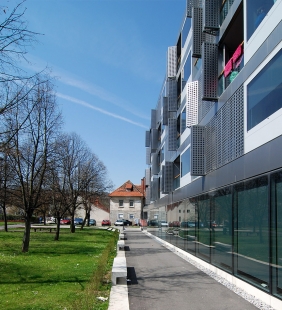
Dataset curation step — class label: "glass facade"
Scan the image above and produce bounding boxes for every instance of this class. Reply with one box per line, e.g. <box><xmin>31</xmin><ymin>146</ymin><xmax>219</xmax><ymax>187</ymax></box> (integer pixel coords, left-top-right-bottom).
<box><xmin>247</xmin><ymin>48</ymin><xmax>282</xmax><ymax>131</ymax></box>
<box><xmin>148</xmin><ymin>169</ymin><xmax>282</xmax><ymax>299</ymax></box>
<box><xmin>181</xmin><ymin>147</ymin><xmax>190</xmax><ymax>177</ymax></box>
<box><xmin>246</xmin><ymin>0</ymin><xmax>276</xmax><ymax>40</ymax></box>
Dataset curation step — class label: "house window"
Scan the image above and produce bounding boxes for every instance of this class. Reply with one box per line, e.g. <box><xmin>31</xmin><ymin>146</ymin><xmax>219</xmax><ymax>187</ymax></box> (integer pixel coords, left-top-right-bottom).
<box><xmin>129</xmin><ymin>200</ymin><xmax>134</xmax><ymax>207</ymax></box>
<box><xmin>118</xmin><ymin>213</ymin><xmax>124</xmax><ymax>219</ymax></box>
<box><xmin>119</xmin><ymin>200</ymin><xmax>124</xmax><ymax>207</ymax></box>
<box><xmin>129</xmin><ymin>214</ymin><xmax>134</xmax><ymax>219</ymax></box>
<box><xmin>247</xmin><ymin>48</ymin><xmax>282</xmax><ymax>131</ymax></box>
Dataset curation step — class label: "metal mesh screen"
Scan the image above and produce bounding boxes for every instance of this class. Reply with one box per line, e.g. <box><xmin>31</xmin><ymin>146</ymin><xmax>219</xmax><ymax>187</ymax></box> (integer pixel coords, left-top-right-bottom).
<box><xmin>145</xmin><ymin>186</ymin><xmax>151</xmax><ymax>205</ymax></box>
<box><xmin>145</xmin><ymin>131</ymin><xmax>150</xmax><ymax>147</ymax></box>
<box><xmin>166</xmin><ymin>78</ymin><xmax>177</xmax><ymax>111</ymax></box>
<box><xmin>191</xmin><ymin>125</ymin><xmax>205</xmax><ymax>175</ymax></box>
<box><xmin>151</xmin><ymin>128</ymin><xmax>158</xmax><ymax>152</ymax></box>
<box><xmin>186</xmin><ymin>81</ymin><xmax>199</xmax><ymax>127</ymax></box>
<box><xmin>163</xmin><ymin>97</ymin><xmax>169</xmax><ymax>126</ymax></box>
<box><xmin>187</xmin><ymin>0</ymin><xmax>203</xmax><ymax>17</ymax></box>
<box><xmin>163</xmin><ymin>162</ymin><xmax>173</xmax><ymax>194</ymax></box>
<box><xmin>151</xmin><ymin>109</ymin><xmax>157</xmax><ymax>129</ymax></box>
<box><xmin>202</xmin><ymin>42</ymin><xmax>218</xmax><ymax>100</ymax></box>
<box><xmin>146</xmin><ymin>147</ymin><xmax>151</xmax><ymax>165</ymax></box>
<box><xmin>192</xmin><ymin>7</ymin><xmax>203</xmax><ymax>58</ymax></box>
<box><xmin>151</xmin><ymin>153</ymin><xmax>159</xmax><ymax>175</ymax></box>
<box><xmin>205</xmin><ymin>85</ymin><xmax>244</xmax><ymax>174</ymax></box>
<box><xmin>167</xmin><ymin>46</ymin><xmax>177</xmax><ymax>78</ymax></box>
<box><xmin>145</xmin><ymin>168</ymin><xmax>151</xmax><ymax>186</ymax></box>
<box><xmin>151</xmin><ymin>177</ymin><xmax>159</xmax><ymax>201</ymax></box>
<box><xmin>203</xmin><ymin>0</ymin><xmax>220</xmax><ymax>31</ymax></box>
<box><xmin>168</xmin><ymin>118</ymin><xmax>177</xmax><ymax>151</ymax></box>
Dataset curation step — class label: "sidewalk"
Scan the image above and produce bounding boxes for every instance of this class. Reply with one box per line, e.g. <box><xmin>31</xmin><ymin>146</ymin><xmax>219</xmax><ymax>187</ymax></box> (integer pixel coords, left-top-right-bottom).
<box><xmin>109</xmin><ymin>228</ymin><xmax>275</xmax><ymax>310</ymax></box>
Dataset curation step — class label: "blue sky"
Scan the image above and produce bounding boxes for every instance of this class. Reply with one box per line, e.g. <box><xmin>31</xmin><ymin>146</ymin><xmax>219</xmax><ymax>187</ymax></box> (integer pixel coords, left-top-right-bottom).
<box><xmin>6</xmin><ymin>0</ymin><xmax>186</xmax><ymax>189</ymax></box>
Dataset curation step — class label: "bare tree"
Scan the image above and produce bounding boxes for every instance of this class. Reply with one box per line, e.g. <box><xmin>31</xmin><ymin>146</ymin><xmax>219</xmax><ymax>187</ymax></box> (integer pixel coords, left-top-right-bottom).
<box><xmin>79</xmin><ymin>155</ymin><xmax>113</xmax><ymax>230</ymax></box>
<box><xmin>4</xmin><ymin>77</ymin><xmax>62</xmax><ymax>252</ymax></box>
<box><xmin>0</xmin><ymin>0</ymin><xmax>39</xmax><ymax>83</ymax></box>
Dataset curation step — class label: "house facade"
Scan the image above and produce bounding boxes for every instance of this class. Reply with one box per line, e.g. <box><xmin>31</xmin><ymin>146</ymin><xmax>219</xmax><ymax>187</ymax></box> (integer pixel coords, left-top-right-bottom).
<box><xmin>109</xmin><ymin>180</ymin><xmax>145</xmax><ymax>225</ymax></box>
<box><xmin>145</xmin><ymin>0</ymin><xmax>282</xmax><ymax>308</ymax></box>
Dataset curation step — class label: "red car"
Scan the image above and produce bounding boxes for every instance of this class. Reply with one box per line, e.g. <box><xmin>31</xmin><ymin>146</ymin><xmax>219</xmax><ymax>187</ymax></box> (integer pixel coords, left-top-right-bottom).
<box><xmin>101</xmin><ymin>219</ymin><xmax>111</xmax><ymax>226</ymax></box>
<box><xmin>60</xmin><ymin>218</ymin><xmax>71</xmax><ymax>225</ymax></box>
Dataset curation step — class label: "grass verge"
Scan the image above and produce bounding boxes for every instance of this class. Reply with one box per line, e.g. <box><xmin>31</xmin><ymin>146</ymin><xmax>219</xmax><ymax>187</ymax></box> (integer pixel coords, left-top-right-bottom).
<box><xmin>0</xmin><ymin>228</ymin><xmax>118</xmax><ymax>310</ymax></box>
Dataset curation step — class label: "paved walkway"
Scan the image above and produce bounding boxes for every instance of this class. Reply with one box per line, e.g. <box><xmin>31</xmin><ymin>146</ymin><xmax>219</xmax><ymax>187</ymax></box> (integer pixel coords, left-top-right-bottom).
<box><xmin>122</xmin><ymin>229</ymin><xmax>258</xmax><ymax>310</ymax></box>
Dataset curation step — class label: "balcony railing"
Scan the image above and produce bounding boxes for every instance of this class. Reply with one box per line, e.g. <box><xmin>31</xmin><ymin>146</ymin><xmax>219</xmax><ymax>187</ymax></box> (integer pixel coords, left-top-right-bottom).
<box><xmin>220</xmin><ymin>0</ymin><xmax>235</xmax><ymax>25</ymax></box>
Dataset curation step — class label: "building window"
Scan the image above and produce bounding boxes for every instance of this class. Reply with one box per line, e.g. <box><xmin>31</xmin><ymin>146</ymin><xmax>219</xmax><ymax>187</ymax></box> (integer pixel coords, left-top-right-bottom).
<box><xmin>234</xmin><ymin>176</ymin><xmax>269</xmax><ymax>291</ymax></box>
<box><xmin>246</xmin><ymin>0</ymin><xmax>275</xmax><ymax>40</ymax></box>
<box><xmin>129</xmin><ymin>214</ymin><xmax>134</xmax><ymax>219</ymax></box>
<box><xmin>181</xmin><ymin>148</ymin><xmax>190</xmax><ymax>177</ymax></box>
<box><xmin>181</xmin><ymin>108</ymin><xmax>186</xmax><ymax>134</ymax></box>
<box><xmin>118</xmin><ymin>213</ymin><xmax>124</xmax><ymax>219</ymax></box>
<box><xmin>119</xmin><ymin>200</ymin><xmax>123</xmax><ymax>207</ymax></box>
<box><xmin>129</xmin><ymin>200</ymin><xmax>134</xmax><ymax>207</ymax></box>
<box><xmin>247</xmin><ymin>48</ymin><xmax>282</xmax><ymax>131</ymax></box>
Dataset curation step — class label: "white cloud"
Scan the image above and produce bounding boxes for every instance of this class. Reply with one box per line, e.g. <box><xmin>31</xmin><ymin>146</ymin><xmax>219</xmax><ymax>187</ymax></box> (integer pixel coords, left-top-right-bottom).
<box><xmin>57</xmin><ymin>93</ymin><xmax>148</xmax><ymax>129</ymax></box>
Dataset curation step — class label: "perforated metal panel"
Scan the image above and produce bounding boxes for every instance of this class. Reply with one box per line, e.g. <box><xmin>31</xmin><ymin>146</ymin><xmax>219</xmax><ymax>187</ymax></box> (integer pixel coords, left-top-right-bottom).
<box><xmin>162</xmin><ymin>97</ymin><xmax>169</xmax><ymax>126</ymax></box>
<box><xmin>202</xmin><ymin>42</ymin><xmax>218</xmax><ymax>100</ymax></box>
<box><xmin>151</xmin><ymin>128</ymin><xmax>158</xmax><ymax>152</ymax></box>
<box><xmin>145</xmin><ymin>168</ymin><xmax>151</xmax><ymax>186</ymax></box>
<box><xmin>145</xmin><ymin>131</ymin><xmax>150</xmax><ymax>147</ymax></box>
<box><xmin>151</xmin><ymin>109</ymin><xmax>157</xmax><ymax>129</ymax></box>
<box><xmin>146</xmin><ymin>147</ymin><xmax>151</xmax><ymax>165</ymax></box>
<box><xmin>163</xmin><ymin>162</ymin><xmax>173</xmax><ymax>194</ymax></box>
<box><xmin>151</xmin><ymin>177</ymin><xmax>159</xmax><ymax>201</ymax></box>
<box><xmin>205</xmin><ymin>85</ymin><xmax>244</xmax><ymax>174</ymax></box>
<box><xmin>167</xmin><ymin>46</ymin><xmax>177</xmax><ymax>78</ymax></box>
<box><xmin>145</xmin><ymin>186</ymin><xmax>151</xmax><ymax>205</ymax></box>
<box><xmin>192</xmin><ymin>7</ymin><xmax>203</xmax><ymax>58</ymax></box>
<box><xmin>166</xmin><ymin>78</ymin><xmax>177</xmax><ymax>111</ymax></box>
<box><xmin>191</xmin><ymin>125</ymin><xmax>205</xmax><ymax>175</ymax></box>
<box><xmin>168</xmin><ymin>118</ymin><xmax>177</xmax><ymax>151</ymax></box>
<box><xmin>203</xmin><ymin>0</ymin><xmax>220</xmax><ymax>31</ymax></box>
<box><xmin>186</xmin><ymin>81</ymin><xmax>199</xmax><ymax>128</ymax></box>
<box><xmin>151</xmin><ymin>152</ymin><xmax>159</xmax><ymax>175</ymax></box>
<box><xmin>187</xmin><ymin>0</ymin><xmax>203</xmax><ymax>17</ymax></box>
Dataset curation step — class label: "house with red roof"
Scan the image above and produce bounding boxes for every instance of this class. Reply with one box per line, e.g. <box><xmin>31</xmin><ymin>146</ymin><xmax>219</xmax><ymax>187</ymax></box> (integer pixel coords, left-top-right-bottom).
<box><xmin>109</xmin><ymin>179</ymin><xmax>145</xmax><ymax>225</ymax></box>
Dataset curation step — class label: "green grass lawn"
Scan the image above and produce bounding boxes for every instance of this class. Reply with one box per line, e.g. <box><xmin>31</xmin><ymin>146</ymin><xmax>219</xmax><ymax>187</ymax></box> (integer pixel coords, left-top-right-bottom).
<box><xmin>0</xmin><ymin>228</ymin><xmax>118</xmax><ymax>310</ymax></box>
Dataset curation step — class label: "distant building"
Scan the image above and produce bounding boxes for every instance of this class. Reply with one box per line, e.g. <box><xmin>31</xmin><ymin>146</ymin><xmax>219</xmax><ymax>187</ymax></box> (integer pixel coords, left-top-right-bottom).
<box><xmin>109</xmin><ymin>179</ymin><xmax>145</xmax><ymax>225</ymax></box>
<box><xmin>75</xmin><ymin>198</ymin><xmax>109</xmax><ymax>226</ymax></box>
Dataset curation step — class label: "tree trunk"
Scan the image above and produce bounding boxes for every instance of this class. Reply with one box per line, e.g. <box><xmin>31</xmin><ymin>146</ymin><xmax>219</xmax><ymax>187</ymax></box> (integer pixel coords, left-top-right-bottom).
<box><xmin>3</xmin><ymin>203</ymin><xmax>8</xmax><ymax>232</ymax></box>
<box><xmin>70</xmin><ymin>213</ymin><xmax>75</xmax><ymax>233</ymax></box>
<box><xmin>54</xmin><ymin>217</ymin><xmax>61</xmax><ymax>241</ymax></box>
<box><xmin>22</xmin><ymin>214</ymin><xmax>32</xmax><ymax>252</ymax></box>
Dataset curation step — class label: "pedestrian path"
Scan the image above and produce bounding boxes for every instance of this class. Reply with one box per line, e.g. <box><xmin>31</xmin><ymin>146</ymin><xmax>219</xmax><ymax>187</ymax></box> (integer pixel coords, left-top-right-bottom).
<box><xmin>109</xmin><ymin>228</ymin><xmax>278</xmax><ymax>310</ymax></box>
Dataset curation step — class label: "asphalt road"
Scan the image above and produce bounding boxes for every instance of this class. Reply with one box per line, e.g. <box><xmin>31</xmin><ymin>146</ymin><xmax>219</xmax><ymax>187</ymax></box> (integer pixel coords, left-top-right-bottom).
<box><xmin>125</xmin><ymin>230</ymin><xmax>258</xmax><ymax>310</ymax></box>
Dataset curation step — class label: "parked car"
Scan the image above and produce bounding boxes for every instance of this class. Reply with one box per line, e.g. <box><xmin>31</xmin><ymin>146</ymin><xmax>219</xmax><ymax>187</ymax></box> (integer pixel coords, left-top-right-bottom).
<box><xmin>147</xmin><ymin>219</ymin><xmax>159</xmax><ymax>227</ymax></box>
<box><xmin>101</xmin><ymin>219</ymin><xmax>111</xmax><ymax>226</ymax></box>
<box><xmin>169</xmin><ymin>221</ymin><xmax>180</xmax><ymax>227</ymax></box>
<box><xmin>114</xmin><ymin>219</ymin><xmax>132</xmax><ymax>226</ymax></box>
<box><xmin>159</xmin><ymin>220</ymin><xmax>168</xmax><ymax>227</ymax></box>
<box><xmin>60</xmin><ymin>218</ymin><xmax>71</xmax><ymax>225</ymax></box>
<box><xmin>88</xmin><ymin>219</ymin><xmax>96</xmax><ymax>226</ymax></box>
<box><xmin>46</xmin><ymin>217</ymin><xmax>56</xmax><ymax>224</ymax></box>
<box><xmin>74</xmin><ymin>218</ymin><xmax>83</xmax><ymax>225</ymax></box>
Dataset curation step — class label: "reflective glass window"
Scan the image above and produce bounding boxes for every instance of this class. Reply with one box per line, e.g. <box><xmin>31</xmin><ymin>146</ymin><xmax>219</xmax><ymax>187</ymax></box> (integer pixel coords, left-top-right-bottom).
<box><xmin>211</xmin><ymin>188</ymin><xmax>233</xmax><ymax>273</ymax></box>
<box><xmin>234</xmin><ymin>176</ymin><xmax>269</xmax><ymax>291</ymax></box>
<box><xmin>271</xmin><ymin>171</ymin><xmax>282</xmax><ymax>298</ymax></box>
<box><xmin>181</xmin><ymin>148</ymin><xmax>190</xmax><ymax>177</ymax></box>
<box><xmin>196</xmin><ymin>195</ymin><xmax>211</xmax><ymax>262</ymax></box>
<box><xmin>247</xmin><ymin>48</ymin><xmax>282</xmax><ymax>131</ymax></box>
<box><xmin>246</xmin><ymin>0</ymin><xmax>275</xmax><ymax>40</ymax></box>
<box><xmin>182</xmin><ymin>18</ymin><xmax>191</xmax><ymax>47</ymax></box>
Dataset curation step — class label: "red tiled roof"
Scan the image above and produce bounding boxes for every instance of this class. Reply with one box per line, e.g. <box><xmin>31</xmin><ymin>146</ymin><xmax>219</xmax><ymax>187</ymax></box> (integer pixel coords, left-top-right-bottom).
<box><xmin>109</xmin><ymin>180</ymin><xmax>144</xmax><ymax>197</ymax></box>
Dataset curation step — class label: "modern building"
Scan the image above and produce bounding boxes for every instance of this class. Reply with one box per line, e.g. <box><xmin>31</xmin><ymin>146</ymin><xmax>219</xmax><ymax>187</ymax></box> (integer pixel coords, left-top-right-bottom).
<box><xmin>144</xmin><ymin>0</ymin><xmax>282</xmax><ymax>308</ymax></box>
<box><xmin>109</xmin><ymin>180</ymin><xmax>145</xmax><ymax>225</ymax></box>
